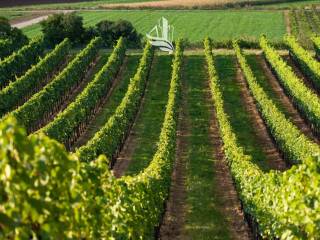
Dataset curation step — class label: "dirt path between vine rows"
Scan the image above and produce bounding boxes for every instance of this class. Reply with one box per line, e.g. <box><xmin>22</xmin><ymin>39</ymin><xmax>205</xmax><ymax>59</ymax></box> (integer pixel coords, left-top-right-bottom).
<box><xmin>158</xmin><ymin>60</ymin><xmax>188</xmax><ymax>240</ymax></box>
<box><xmin>33</xmin><ymin>55</ymin><xmax>101</xmax><ymax>132</ymax></box>
<box><xmin>70</xmin><ymin>57</ymin><xmax>129</xmax><ymax>151</ymax></box>
<box><xmin>160</xmin><ymin>57</ymin><xmax>251</xmax><ymax>240</ymax></box>
<box><xmin>257</xmin><ymin>55</ymin><xmax>319</xmax><ymax>144</ymax></box>
<box><xmin>236</xmin><ymin>61</ymin><xmax>287</xmax><ymax>171</ymax></box>
<box><xmin>284</xmin><ymin>56</ymin><xmax>320</xmax><ymax>97</ymax></box>
<box><xmin>207</xmin><ymin>71</ymin><xmax>252</xmax><ymax>239</ymax></box>
<box><xmin>112</xmin><ymin>56</ymin><xmax>156</xmax><ymax>177</ymax></box>
<box><xmin>284</xmin><ymin>10</ymin><xmax>291</xmax><ymax>35</ymax></box>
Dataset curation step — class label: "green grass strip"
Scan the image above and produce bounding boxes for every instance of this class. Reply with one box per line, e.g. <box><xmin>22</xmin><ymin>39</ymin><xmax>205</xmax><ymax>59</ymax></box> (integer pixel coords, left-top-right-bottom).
<box><xmin>183</xmin><ymin>55</ymin><xmax>231</xmax><ymax>239</ymax></box>
<box><xmin>125</xmin><ymin>55</ymin><xmax>172</xmax><ymax>175</ymax></box>
<box><xmin>215</xmin><ymin>55</ymin><xmax>268</xmax><ymax>170</ymax></box>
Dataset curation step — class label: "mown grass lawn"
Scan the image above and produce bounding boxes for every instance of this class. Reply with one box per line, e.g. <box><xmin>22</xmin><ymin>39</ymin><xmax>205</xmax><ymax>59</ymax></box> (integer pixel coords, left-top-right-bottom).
<box><xmin>22</xmin><ymin>10</ymin><xmax>286</xmax><ymax>42</ymax></box>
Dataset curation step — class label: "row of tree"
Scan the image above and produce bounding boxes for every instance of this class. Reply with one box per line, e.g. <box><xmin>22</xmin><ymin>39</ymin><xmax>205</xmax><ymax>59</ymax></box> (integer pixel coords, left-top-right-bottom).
<box><xmin>41</xmin><ymin>13</ymin><xmax>141</xmax><ymax>48</ymax></box>
<box><xmin>0</xmin><ymin>13</ymin><xmax>141</xmax><ymax>49</ymax></box>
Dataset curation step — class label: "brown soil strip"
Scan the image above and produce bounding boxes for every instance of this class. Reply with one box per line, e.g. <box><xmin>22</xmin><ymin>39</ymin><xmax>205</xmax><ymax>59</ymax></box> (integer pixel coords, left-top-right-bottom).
<box><xmin>284</xmin><ymin>10</ymin><xmax>291</xmax><ymax>35</ymax></box>
<box><xmin>14</xmin><ymin>54</ymin><xmax>73</xmax><ymax>114</ymax></box>
<box><xmin>206</xmin><ymin>69</ymin><xmax>252</xmax><ymax>240</ymax></box>
<box><xmin>112</xmin><ymin>56</ymin><xmax>156</xmax><ymax>177</ymax></box>
<box><xmin>71</xmin><ymin>57</ymin><xmax>128</xmax><ymax>151</ymax></box>
<box><xmin>10</xmin><ymin>10</ymin><xmax>75</xmax><ymax>26</ymax></box>
<box><xmin>32</xmin><ymin>55</ymin><xmax>101</xmax><ymax>132</ymax></box>
<box><xmin>102</xmin><ymin>0</ymin><xmax>236</xmax><ymax>9</ymax></box>
<box><xmin>12</xmin><ymin>15</ymin><xmax>48</xmax><ymax>28</ymax></box>
<box><xmin>258</xmin><ymin>55</ymin><xmax>319</xmax><ymax>144</ymax></box>
<box><xmin>284</xmin><ymin>55</ymin><xmax>320</xmax><ymax>97</ymax></box>
<box><xmin>236</xmin><ymin>61</ymin><xmax>287</xmax><ymax>171</ymax></box>
<box><xmin>158</xmin><ymin>60</ymin><xmax>188</xmax><ymax>240</ymax></box>
<box><xmin>161</xmin><ymin>58</ymin><xmax>251</xmax><ymax>239</ymax></box>
<box><xmin>10</xmin><ymin>12</ymin><xmax>47</xmax><ymax>25</ymax></box>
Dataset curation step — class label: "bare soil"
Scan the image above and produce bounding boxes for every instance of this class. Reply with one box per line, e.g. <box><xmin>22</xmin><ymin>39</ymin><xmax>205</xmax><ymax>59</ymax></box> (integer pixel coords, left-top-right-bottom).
<box><xmin>236</xmin><ymin>61</ymin><xmax>287</xmax><ymax>171</ymax></box>
<box><xmin>31</xmin><ymin>55</ymin><xmax>100</xmax><ymax>133</ymax></box>
<box><xmin>158</xmin><ymin>61</ymin><xmax>188</xmax><ymax>240</ymax></box>
<box><xmin>12</xmin><ymin>15</ymin><xmax>49</xmax><ymax>28</ymax></box>
<box><xmin>284</xmin><ymin>55</ymin><xmax>320</xmax><ymax>97</ymax></box>
<box><xmin>9</xmin><ymin>10</ymin><xmax>74</xmax><ymax>27</ymax></box>
<box><xmin>160</xmin><ymin>58</ymin><xmax>252</xmax><ymax>240</ymax></box>
<box><xmin>103</xmin><ymin>0</ymin><xmax>238</xmax><ymax>9</ymax></box>
<box><xmin>71</xmin><ymin>57</ymin><xmax>129</xmax><ymax>151</ymax></box>
<box><xmin>206</xmin><ymin>75</ymin><xmax>252</xmax><ymax>239</ymax></box>
<box><xmin>257</xmin><ymin>55</ymin><xmax>319</xmax><ymax>144</ymax></box>
<box><xmin>10</xmin><ymin>12</ymin><xmax>47</xmax><ymax>24</ymax></box>
<box><xmin>284</xmin><ymin>10</ymin><xmax>291</xmax><ymax>35</ymax></box>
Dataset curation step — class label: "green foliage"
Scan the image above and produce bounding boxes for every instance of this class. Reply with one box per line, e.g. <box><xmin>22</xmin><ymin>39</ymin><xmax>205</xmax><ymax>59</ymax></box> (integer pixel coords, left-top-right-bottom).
<box><xmin>0</xmin><ymin>37</ymin><xmax>44</xmax><ymax>89</ymax></box>
<box><xmin>41</xmin><ymin>13</ymin><xmax>85</xmax><ymax>47</ymax></box>
<box><xmin>40</xmin><ymin>37</ymin><xmax>126</xmax><ymax>147</ymax></box>
<box><xmin>0</xmin><ymin>116</ymin><xmax>79</xmax><ymax>238</ymax></box>
<box><xmin>0</xmin><ymin>40</ymin><xmax>183</xmax><ymax>238</ymax></box>
<box><xmin>312</xmin><ymin>35</ymin><xmax>320</xmax><ymax>59</ymax></box>
<box><xmin>77</xmin><ymin>41</ymin><xmax>153</xmax><ymax>162</ymax></box>
<box><xmin>234</xmin><ymin>40</ymin><xmax>320</xmax><ymax>165</ymax></box>
<box><xmin>0</xmin><ymin>116</ymin><xmax>117</xmax><ymax>238</ymax></box>
<box><xmin>23</xmin><ymin>10</ymin><xmax>286</xmax><ymax>44</ymax></box>
<box><xmin>0</xmin><ymin>38</ymin><xmax>27</xmax><ymax>60</ymax></box>
<box><xmin>101</xmin><ymin>40</ymin><xmax>183</xmax><ymax>238</ymax></box>
<box><xmin>40</xmin><ymin>13</ymin><xmax>142</xmax><ymax>48</ymax></box>
<box><xmin>6</xmin><ymin>37</ymin><xmax>102</xmax><ymax>132</ymax></box>
<box><xmin>96</xmin><ymin>19</ymin><xmax>141</xmax><ymax>48</ymax></box>
<box><xmin>285</xmin><ymin>35</ymin><xmax>320</xmax><ymax>91</ymax></box>
<box><xmin>260</xmin><ymin>36</ymin><xmax>320</xmax><ymax>134</ymax></box>
<box><xmin>205</xmin><ymin>37</ymin><xmax>320</xmax><ymax>239</ymax></box>
<box><xmin>0</xmin><ymin>16</ymin><xmax>28</xmax><ymax>57</ymax></box>
<box><xmin>125</xmin><ymin>55</ymin><xmax>172</xmax><ymax>175</ymax></box>
<box><xmin>0</xmin><ymin>38</ymin><xmax>71</xmax><ymax>117</ymax></box>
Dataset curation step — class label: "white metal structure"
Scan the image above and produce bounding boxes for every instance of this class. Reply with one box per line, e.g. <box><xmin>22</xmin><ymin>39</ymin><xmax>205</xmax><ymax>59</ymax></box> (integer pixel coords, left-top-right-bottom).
<box><xmin>146</xmin><ymin>17</ymin><xmax>174</xmax><ymax>53</ymax></box>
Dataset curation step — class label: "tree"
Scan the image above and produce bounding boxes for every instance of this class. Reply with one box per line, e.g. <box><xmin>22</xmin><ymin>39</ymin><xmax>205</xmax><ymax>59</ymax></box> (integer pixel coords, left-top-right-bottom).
<box><xmin>0</xmin><ymin>17</ymin><xmax>28</xmax><ymax>46</ymax></box>
<box><xmin>96</xmin><ymin>19</ymin><xmax>141</xmax><ymax>48</ymax></box>
<box><xmin>0</xmin><ymin>17</ymin><xmax>11</xmax><ymax>38</ymax></box>
<box><xmin>96</xmin><ymin>20</ymin><xmax>114</xmax><ymax>47</ymax></box>
<box><xmin>62</xmin><ymin>13</ymin><xmax>85</xmax><ymax>44</ymax></box>
<box><xmin>112</xmin><ymin>20</ymin><xmax>141</xmax><ymax>48</ymax></box>
<box><xmin>41</xmin><ymin>13</ymin><xmax>85</xmax><ymax>47</ymax></box>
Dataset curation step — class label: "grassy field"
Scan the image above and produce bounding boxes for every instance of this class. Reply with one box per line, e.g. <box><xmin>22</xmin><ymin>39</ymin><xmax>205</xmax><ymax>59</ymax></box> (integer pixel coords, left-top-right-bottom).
<box><xmin>0</xmin><ymin>11</ymin><xmax>32</xmax><ymax>20</ymax></box>
<box><xmin>22</xmin><ymin>10</ymin><xmax>286</xmax><ymax>42</ymax></box>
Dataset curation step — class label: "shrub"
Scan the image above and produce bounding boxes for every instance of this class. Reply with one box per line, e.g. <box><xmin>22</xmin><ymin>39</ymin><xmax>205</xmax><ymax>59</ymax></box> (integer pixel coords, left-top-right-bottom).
<box><xmin>96</xmin><ymin>19</ymin><xmax>141</xmax><ymax>48</ymax></box>
<box><xmin>41</xmin><ymin>13</ymin><xmax>85</xmax><ymax>47</ymax></box>
<box><xmin>0</xmin><ymin>17</ymin><xmax>28</xmax><ymax>48</ymax></box>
